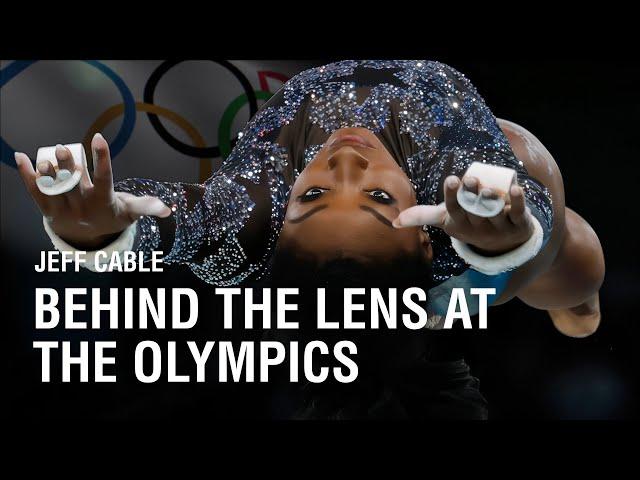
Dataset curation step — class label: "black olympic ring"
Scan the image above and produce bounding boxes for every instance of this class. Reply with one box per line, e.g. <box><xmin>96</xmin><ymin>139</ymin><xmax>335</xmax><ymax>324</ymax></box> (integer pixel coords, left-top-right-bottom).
<box><xmin>143</xmin><ymin>60</ymin><xmax>259</xmax><ymax>158</ymax></box>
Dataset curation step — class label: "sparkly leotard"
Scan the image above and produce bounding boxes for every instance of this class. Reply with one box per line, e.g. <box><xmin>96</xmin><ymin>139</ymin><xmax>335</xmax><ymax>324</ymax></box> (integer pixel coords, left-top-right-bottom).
<box><xmin>115</xmin><ymin>60</ymin><xmax>553</xmax><ymax>288</ymax></box>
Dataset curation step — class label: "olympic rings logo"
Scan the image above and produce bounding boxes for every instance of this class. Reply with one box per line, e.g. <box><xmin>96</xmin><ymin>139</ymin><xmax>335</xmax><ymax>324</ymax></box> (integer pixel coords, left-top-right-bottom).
<box><xmin>0</xmin><ymin>60</ymin><xmax>289</xmax><ymax>181</ymax></box>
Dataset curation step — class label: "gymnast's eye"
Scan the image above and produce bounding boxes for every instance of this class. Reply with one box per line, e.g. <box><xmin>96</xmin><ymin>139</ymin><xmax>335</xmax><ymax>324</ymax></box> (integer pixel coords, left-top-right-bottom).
<box><xmin>299</xmin><ymin>187</ymin><xmax>328</xmax><ymax>202</ymax></box>
<box><xmin>367</xmin><ymin>189</ymin><xmax>394</xmax><ymax>205</ymax></box>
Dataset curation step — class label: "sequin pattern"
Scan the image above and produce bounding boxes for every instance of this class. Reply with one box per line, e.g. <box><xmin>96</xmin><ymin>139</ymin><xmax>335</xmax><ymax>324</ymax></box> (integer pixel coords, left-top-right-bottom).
<box><xmin>115</xmin><ymin>60</ymin><xmax>553</xmax><ymax>286</ymax></box>
<box><xmin>303</xmin><ymin>145</ymin><xmax>324</xmax><ymax>166</ymax></box>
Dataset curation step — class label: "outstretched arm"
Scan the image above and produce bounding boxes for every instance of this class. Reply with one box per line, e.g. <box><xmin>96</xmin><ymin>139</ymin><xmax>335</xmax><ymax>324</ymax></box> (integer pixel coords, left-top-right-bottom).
<box><xmin>395</xmin><ymin>118</ymin><xmax>604</xmax><ymax>336</ymax></box>
<box><xmin>15</xmin><ymin>132</ymin><xmax>280</xmax><ymax>285</ymax></box>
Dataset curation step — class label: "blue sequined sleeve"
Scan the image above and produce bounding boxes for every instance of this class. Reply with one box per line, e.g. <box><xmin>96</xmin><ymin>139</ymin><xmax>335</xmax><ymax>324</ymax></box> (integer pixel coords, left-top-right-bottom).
<box><xmin>409</xmin><ymin>62</ymin><xmax>554</xmax><ymax>283</ymax></box>
<box><xmin>113</xmin><ymin>139</ymin><xmax>290</xmax><ymax>286</ymax></box>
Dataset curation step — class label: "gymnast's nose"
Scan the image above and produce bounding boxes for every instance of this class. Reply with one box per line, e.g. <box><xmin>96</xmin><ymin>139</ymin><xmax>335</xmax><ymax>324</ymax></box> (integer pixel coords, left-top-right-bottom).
<box><xmin>328</xmin><ymin>147</ymin><xmax>369</xmax><ymax>182</ymax></box>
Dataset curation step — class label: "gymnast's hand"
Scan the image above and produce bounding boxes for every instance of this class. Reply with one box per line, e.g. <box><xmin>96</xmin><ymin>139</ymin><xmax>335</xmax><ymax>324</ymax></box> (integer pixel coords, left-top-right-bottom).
<box><xmin>14</xmin><ymin>133</ymin><xmax>171</xmax><ymax>250</ymax></box>
<box><xmin>393</xmin><ymin>175</ymin><xmax>535</xmax><ymax>255</ymax></box>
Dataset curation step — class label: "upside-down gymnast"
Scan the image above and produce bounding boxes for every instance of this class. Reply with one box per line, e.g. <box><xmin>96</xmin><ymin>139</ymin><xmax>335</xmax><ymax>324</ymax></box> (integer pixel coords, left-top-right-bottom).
<box><xmin>14</xmin><ymin>60</ymin><xmax>604</xmax><ymax>419</ymax></box>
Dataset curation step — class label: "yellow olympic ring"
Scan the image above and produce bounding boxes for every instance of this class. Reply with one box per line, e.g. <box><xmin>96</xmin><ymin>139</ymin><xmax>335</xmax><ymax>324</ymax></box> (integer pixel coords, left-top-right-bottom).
<box><xmin>83</xmin><ymin>102</ymin><xmax>216</xmax><ymax>182</ymax></box>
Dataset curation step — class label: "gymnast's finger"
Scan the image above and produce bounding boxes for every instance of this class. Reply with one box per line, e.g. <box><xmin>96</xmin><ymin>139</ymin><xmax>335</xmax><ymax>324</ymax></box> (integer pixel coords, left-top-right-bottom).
<box><xmin>91</xmin><ymin>133</ymin><xmax>114</xmax><ymax>199</ymax></box>
<box><xmin>54</xmin><ymin>144</ymin><xmax>84</xmax><ymax>209</ymax></box>
<box><xmin>393</xmin><ymin>203</ymin><xmax>447</xmax><ymax>228</ymax></box>
<box><xmin>36</xmin><ymin>158</ymin><xmax>56</xmax><ymax>178</ymax></box>
<box><xmin>444</xmin><ymin>176</ymin><xmax>467</xmax><ymax>224</ymax></box>
<box><xmin>14</xmin><ymin>152</ymin><xmax>52</xmax><ymax>213</ymax></box>
<box><xmin>464</xmin><ymin>187</ymin><xmax>494</xmax><ymax>227</ymax></box>
<box><xmin>488</xmin><ymin>203</ymin><xmax>510</xmax><ymax>229</ymax></box>
<box><xmin>54</xmin><ymin>144</ymin><xmax>75</xmax><ymax>173</ymax></box>
<box><xmin>462</xmin><ymin>175</ymin><xmax>479</xmax><ymax>195</ymax></box>
<box><xmin>118</xmin><ymin>192</ymin><xmax>172</xmax><ymax>219</ymax></box>
<box><xmin>508</xmin><ymin>185</ymin><xmax>527</xmax><ymax>225</ymax></box>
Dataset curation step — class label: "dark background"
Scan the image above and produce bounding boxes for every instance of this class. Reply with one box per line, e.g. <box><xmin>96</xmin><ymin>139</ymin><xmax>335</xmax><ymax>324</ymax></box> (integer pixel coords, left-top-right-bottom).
<box><xmin>3</xmin><ymin>59</ymin><xmax>639</xmax><ymax>420</ymax></box>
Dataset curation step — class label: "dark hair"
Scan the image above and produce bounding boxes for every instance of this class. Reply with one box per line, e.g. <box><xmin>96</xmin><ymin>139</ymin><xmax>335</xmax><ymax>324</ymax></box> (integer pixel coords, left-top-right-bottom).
<box><xmin>264</xmin><ymin>246</ymin><xmax>435</xmax><ymax>367</ymax></box>
<box><xmin>262</xmin><ymin>248</ymin><xmax>437</xmax><ymax>418</ymax></box>
<box><xmin>268</xmin><ymin>247</ymin><xmax>434</xmax><ymax>291</ymax></box>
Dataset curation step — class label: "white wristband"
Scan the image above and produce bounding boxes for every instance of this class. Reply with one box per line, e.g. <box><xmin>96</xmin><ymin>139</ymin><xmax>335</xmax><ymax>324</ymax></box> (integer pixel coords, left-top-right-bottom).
<box><xmin>450</xmin><ymin>214</ymin><xmax>544</xmax><ymax>275</ymax></box>
<box><xmin>42</xmin><ymin>217</ymin><xmax>138</xmax><ymax>272</ymax></box>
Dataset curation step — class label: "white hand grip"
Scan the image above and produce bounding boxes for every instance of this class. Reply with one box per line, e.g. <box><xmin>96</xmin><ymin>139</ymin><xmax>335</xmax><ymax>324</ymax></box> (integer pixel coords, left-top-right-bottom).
<box><xmin>35</xmin><ymin>143</ymin><xmax>86</xmax><ymax>196</ymax></box>
<box><xmin>456</xmin><ymin>161</ymin><xmax>517</xmax><ymax>218</ymax></box>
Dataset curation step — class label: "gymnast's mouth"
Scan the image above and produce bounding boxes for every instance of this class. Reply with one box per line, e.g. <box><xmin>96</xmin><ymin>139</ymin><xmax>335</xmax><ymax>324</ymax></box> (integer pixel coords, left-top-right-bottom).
<box><xmin>327</xmin><ymin>133</ymin><xmax>375</xmax><ymax>150</ymax></box>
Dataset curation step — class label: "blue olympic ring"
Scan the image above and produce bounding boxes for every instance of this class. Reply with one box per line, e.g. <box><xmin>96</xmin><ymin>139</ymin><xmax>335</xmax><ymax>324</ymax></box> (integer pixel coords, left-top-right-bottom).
<box><xmin>0</xmin><ymin>60</ymin><xmax>136</xmax><ymax>168</ymax></box>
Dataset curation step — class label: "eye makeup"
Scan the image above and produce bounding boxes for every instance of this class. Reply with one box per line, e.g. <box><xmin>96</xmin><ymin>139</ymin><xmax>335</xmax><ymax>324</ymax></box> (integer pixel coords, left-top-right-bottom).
<box><xmin>364</xmin><ymin>189</ymin><xmax>395</xmax><ymax>205</ymax></box>
<box><xmin>298</xmin><ymin>187</ymin><xmax>329</xmax><ymax>202</ymax></box>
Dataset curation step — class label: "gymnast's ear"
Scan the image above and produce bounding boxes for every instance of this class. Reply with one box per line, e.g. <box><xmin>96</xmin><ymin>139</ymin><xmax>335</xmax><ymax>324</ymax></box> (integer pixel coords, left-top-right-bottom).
<box><xmin>418</xmin><ymin>228</ymin><xmax>433</xmax><ymax>263</ymax></box>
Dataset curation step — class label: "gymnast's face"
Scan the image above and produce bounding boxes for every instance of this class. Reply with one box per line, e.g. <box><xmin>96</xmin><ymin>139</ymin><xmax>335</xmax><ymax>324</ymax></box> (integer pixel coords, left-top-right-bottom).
<box><xmin>277</xmin><ymin>128</ymin><xmax>432</xmax><ymax>264</ymax></box>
